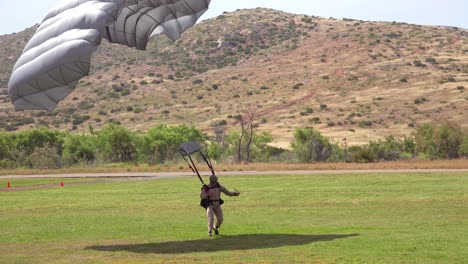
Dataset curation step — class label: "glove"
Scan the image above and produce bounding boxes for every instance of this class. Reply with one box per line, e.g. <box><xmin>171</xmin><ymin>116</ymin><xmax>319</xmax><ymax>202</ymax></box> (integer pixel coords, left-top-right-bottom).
<box><xmin>203</xmin><ymin>185</ymin><xmax>209</xmax><ymax>193</ymax></box>
<box><xmin>234</xmin><ymin>191</ymin><xmax>240</xmax><ymax>196</ymax></box>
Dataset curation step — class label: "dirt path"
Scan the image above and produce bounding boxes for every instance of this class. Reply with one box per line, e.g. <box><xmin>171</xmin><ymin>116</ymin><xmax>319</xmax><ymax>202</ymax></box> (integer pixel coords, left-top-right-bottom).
<box><xmin>2</xmin><ymin>169</ymin><xmax>467</xmax><ymax>179</ymax></box>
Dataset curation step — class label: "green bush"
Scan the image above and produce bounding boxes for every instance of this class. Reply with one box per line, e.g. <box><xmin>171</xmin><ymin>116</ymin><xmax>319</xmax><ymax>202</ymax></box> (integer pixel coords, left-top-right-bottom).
<box><xmin>367</xmin><ymin>136</ymin><xmax>413</xmax><ymax>161</ymax></box>
<box><xmin>351</xmin><ymin>147</ymin><xmax>377</xmax><ymax>163</ymax></box>
<box><xmin>62</xmin><ymin>134</ymin><xmax>97</xmax><ymax>165</ymax></box>
<box><xmin>97</xmin><ymin>124</ymin><xmax>139</xmax><ymax>163</ymax></box>
<box><xmin>413</xmin><ymin>122</ymin><xmax>465</xmax><ymax>159</ymax></box>
<box><xmin>0</xmin><ymin>132</ymin><xmax>14</xmax><ymax>161</ymax></box>
<box><xmin>414</xmin><ymin>97</ymin><xmax>429</xmax><ymax>104</ymax></box>
<box><xmin>139</xmin><ymin>125</ymin><xmax>205</xmax><ymax>164</ymax></box>
<box><xmin>458</xmin><ymin>135</ymin><xmax>468</xmax><ymax>157</ymax></box>
<box><xmin>28</xmin><ymin>145</ymin><xmax>62</xmax><ymax>169</ymax></box>
<box><xmin>292</xmin><ymin>128</ymin><xmax>339</xmax><ymax>163</ymax></box>
<box><xmin>434</xmin><ymin>122</ymin><xmax>464</xmax><ymax>159</ymax></box>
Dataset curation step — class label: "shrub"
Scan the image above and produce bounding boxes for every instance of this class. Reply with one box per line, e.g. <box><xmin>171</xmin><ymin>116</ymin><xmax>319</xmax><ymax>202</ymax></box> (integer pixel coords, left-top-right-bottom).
<box><xmin>121</xmin><ymin>89</ymin><xmax>131</xmax><ymax>96</ymax></box>
<box><xmin>459</xmin><ymin>135</ymin><xmax>468</xmax><ymax>157</ymax></box>
<box><xmin>434</xmin><ymin>122</ymin><xmax>464</xmax><ymax>159</ymax></box>
<box><xmin>413</xmin><ymin>60</ymin><xmax>426</xmax><ymax>67</ymax></box>
<box><xmin>351</xmin><ymin>147</ymin><xmax>377</xmax><ymax>163</ymax></box>
<box><xmin>414</xmin><ymin>97</ymin><xmax>429</xmax><ymax>104</ymax></box>
<box><xmin>62</xmin><ymin>134</ymin><xmax>97</xmax><ymax>165</ymax></box>
<box><xmin>292</xmin><ymin>128</ymin><xmax>340</xmax><ymax>162</ymax></box>
<box><xmin>97</xmin><ymin>124</ymin><xmax>139</xmax><ymax>163</ymax></box>
<box><xmin>293</xmin><ymin>83</ymin><xmax>304</xmax><ymax>89</ymax></box>
<box><xmin>310</xmin><ymin>117</ymin><xmax>321</xmax><ymax>124</ymax></box>
<box><xmin>139</xmin><ymin>125</ymin><xmax>205</xmax><ymax>164</ymax></box>
<box><xmin>413</xmin><ymin>122</ymin><xmax>464</xmax><ymax>159</ymax></box>
<box><xmin>218</xmin><ymin>120</ymin><xmax>227</xmax><ymax>126</ymax></box>
<box><xmin>28</xmin><ymin>145</ymin><xmax>62</xmax><ymax>169</ymax></box>
<box><xmin>72</xmin><ymin>115</ymin><xmax>91</xmax><ymax>126</ymax></box>
<box><xmin>358</xmin><ymin>120</ymin><xmax>373</xmax><ymax>128</ymax></box>
<box><xmin>0</xmin><ymin>132</ymin><xmax>14</xmax><ymax>161</ymax></box>
<box><xmin>446</xmin><ymin>77</ymin><xmax>456</xmax><ymax>82</ymax></box>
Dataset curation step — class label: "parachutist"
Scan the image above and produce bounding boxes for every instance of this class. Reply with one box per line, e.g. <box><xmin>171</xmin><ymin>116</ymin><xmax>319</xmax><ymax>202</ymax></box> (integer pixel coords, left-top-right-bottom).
<box><xmin>200</xmin><ymin>175</ymin><xmax>240</xmax><ymax>236</ymax></box>
<box><xmin>179</xmin><ymin>142</ymin><xmax>240</xmax><ymax>237</ymax></box>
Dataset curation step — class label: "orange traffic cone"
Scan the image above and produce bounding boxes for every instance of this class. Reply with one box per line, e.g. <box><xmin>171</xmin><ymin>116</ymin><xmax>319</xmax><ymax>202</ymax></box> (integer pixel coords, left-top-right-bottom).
<box><xmin>7</xmin><ymin>181</ymin><xmax>10</xmax><ymax>188</ymax></box>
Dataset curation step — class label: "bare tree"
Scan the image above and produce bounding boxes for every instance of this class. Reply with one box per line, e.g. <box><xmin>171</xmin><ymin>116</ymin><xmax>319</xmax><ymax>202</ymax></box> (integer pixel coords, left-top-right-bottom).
<box><xmin>233</xmin><ymin>105</ymin><xmax>257</xmax><ymax>163</ymax></box>
<box><xmin>213</xmin><ymin>124</ymin><xmax>227</xmax><ymax>144</ymax></box>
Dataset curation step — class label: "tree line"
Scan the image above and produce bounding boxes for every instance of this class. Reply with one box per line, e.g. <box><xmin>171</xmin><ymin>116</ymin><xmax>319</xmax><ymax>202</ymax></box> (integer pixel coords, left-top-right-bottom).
<box><xmin>0</xmin><ymin>121</ymin><xmax>466</xmax><ymax>169</ymax></box>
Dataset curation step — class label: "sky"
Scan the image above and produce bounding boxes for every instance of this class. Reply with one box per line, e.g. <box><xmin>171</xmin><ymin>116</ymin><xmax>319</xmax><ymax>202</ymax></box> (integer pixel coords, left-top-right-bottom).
<box><xmin>0</xmin><ymin>0</ymin><xmax>466</xmax><ymax>35</ymax></box>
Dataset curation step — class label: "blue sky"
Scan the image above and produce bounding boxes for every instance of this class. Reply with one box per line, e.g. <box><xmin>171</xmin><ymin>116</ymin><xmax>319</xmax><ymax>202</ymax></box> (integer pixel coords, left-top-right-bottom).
<box><xmin>0</xmin><ymin>0</ymin><xmax>466</xmax><ymax>35</ymax></box>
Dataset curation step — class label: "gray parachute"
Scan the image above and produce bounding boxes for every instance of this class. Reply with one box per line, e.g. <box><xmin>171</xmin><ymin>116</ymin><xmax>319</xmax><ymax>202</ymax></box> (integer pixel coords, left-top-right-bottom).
<box><xmin>8</xmin><ymin>0</ymin><xmax>211</xmax><ymax>111</ymax></box>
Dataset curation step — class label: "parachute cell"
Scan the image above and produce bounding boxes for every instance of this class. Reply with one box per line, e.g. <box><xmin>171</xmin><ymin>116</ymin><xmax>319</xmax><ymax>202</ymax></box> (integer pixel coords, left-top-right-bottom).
<box><xmin>8</xmin><ymin>0</ymin><xmax>211</xmax><ymax>111</ymax></box>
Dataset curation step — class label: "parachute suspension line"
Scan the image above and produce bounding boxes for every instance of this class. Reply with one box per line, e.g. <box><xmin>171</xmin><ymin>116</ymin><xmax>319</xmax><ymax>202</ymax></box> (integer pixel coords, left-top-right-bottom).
<box><xmin>186</xmin><ymin>154</ymin><xmax>205</xmax><ymax>185</ymax></box>
<box><xmin>182</xmin><ymin>155</ymin><xmax>198</xmax><ymax>177</ymax></box>
<box><xmin>200</xmin><ymin>152</ymin><xmax>216</xmax><ymax>177</ymax></box>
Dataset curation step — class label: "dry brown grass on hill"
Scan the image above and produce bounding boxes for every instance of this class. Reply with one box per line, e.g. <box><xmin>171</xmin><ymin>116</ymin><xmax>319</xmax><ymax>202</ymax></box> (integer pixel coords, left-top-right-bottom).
<box><xmin>0</xmin><ymin>9</ymin><xmax>467</xmax><ymax>147</ymax></box>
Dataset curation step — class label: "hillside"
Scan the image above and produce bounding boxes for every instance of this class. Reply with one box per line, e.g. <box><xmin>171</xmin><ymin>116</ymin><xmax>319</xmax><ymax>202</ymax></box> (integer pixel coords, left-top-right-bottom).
<box><xmin>0</xmin><ymin>8</ymin><xmax>467</xmax><ymax>148</ymax></box>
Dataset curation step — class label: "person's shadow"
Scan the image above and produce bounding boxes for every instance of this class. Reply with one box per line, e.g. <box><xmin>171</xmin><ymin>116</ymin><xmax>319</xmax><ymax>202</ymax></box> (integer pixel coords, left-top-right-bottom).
<box><xmin>86</xmin><ymin>233</ymin><xmax>358</xmax><ymax>254</ymax></box>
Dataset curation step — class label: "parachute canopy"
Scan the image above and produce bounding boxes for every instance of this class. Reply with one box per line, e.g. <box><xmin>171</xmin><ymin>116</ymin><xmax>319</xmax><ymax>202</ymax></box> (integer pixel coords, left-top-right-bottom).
<box><xmin>179</xmin><ymin>141</ymin><xmax>203</xmax><ymax>156</ymax></box>
<box><xmin>8</xmin><ymin>0</ymin><xmax>211</xmax><ymax>111</ymax></box>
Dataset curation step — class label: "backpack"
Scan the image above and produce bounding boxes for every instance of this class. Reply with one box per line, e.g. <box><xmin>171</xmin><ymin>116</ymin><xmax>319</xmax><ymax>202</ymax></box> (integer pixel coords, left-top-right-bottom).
<box><xmin>200</xmin><ymin>183</ymin><xmax>224</xmax><ymax>209</ymax></box>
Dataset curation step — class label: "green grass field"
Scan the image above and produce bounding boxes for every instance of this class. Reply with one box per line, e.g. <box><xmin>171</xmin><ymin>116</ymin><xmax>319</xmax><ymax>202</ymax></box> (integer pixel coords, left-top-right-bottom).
<box><xmin>1</xmin><ymin>172</ymin><xmax>467</xmax><ymax>263</ymax></box>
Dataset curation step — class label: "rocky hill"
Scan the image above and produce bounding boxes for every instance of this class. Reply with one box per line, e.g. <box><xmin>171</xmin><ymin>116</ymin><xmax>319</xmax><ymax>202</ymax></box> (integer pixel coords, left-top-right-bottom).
<box><xmin>0</xmin><ymin>8</ymin><xmax>467</xmax><ymax>147</ymax></box>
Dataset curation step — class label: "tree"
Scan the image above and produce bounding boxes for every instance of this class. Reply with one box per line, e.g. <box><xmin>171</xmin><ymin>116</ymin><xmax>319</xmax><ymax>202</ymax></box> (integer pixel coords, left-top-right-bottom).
<box><xmin>434</xmin><ymin>122</ymin><xmax>463</xmax><ymax>159</ymax></box>
<box><xmin>226</xmin><ymin>129</ymin><xmax>273</xmax><ymax>163</ymax></box>
<box><xmin>250</xmin><ymin>131</ymin><xmax>273</xmax><ymax>162</ymax></box>
<box><xmin>459</xmin><ymin>135</ymin><xmax>468</xmax><ymax>158</ymax></box>
<box><xmin>13</xmin><ymin>128</ymin><xmax>65</xmax><ymax>157</ymax></box>
<box><xmin>0</xmin><ymin>132</ymin><xmax>15</xmax><ymax>168</ymax></box>
<box><xmin>12</xmin><ymin>128</ymin><xmax>65</xmax><ymax>167</ymax></box>
<box><xmin>413</xmin><ymin>123</ymin><xmax>437</xmax><ymax>159</ymax></box>
<box><xmin>62</xmin><ymin>134</ymin><xmax>98</xmax><ymax>165</ymax></box>
<box><xmin>413</xmin><ymin>122</ymin><xmax>465</xmax><ymax>159</ymax></box>
<box><xmin>231</xmin><ymin>105</ymin><xmax>258</xmax><ymax>163</ymax></box>
<box><xmin>140</xmin><ymin>125</ymin><xmax>205</xmax><ymax>164</ymax></box>
<box><xmin>292</xmin><ymin>128</ymin><xmax>339</xmax><ymax>162</ymax></box>
<box><xmin>0</xmin><ymin>132</ymin><xmax>14</xmax><ymax>160</ymax></box>
<box><xmin>97</xmin><ymin>124</ymin><xmax>139</xmax><ymax>163</ymax></box>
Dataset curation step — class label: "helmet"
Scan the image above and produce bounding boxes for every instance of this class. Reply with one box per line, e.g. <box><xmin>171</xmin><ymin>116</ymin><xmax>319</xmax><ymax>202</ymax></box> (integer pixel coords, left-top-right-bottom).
<box><xmin>209</xmin><ymin>175</ymin><xmax>218</xmax><ymax>183</ymax></box>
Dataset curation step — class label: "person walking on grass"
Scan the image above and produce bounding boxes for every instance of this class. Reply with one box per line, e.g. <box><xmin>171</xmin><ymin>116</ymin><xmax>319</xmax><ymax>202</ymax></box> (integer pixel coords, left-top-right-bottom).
<box><xmin>200</xmin><ymin>175</ymin><xmax>240</xmax><ymax>237</ymax></box>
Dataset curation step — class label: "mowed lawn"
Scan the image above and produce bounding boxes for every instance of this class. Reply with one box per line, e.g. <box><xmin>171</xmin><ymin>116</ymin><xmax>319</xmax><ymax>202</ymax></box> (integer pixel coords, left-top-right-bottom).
<box><xmin>0</xmin><ymin>172</ymin><xmax>467</xmax><ymax>263</ymax></box>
